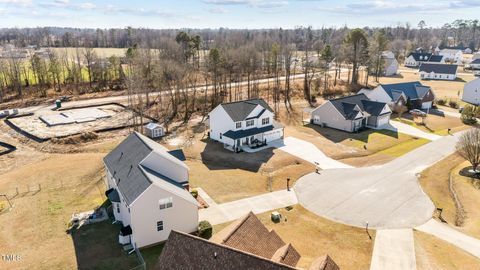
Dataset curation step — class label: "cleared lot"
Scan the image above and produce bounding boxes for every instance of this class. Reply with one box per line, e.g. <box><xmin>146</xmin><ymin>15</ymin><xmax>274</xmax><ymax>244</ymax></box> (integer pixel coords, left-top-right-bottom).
<box><xmin>8</xmin><ymin>104</ymin><xmax>132</xmax><ymax>140</ymax></box>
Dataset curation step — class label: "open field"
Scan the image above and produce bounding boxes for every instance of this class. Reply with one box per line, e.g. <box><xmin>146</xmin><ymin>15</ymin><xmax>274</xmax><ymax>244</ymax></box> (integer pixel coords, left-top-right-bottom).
<box><xmin>414</xmin><ymin>230</ymin><xmax>480</xmax><ymax>269</ymax></box>
<box><xmin>49</xmin><ymin>47</ymin><xmax>127</xmax><ymax>60</ymax></box>
<box><xmin>255</xmin><ymin>206</ymin><xmax>375</xmax><ymax>270</ymax></box>
<box><xmin>376</xmin><ymin>67</ymin><xmax>475</xmax><ymax>101</ymax></box>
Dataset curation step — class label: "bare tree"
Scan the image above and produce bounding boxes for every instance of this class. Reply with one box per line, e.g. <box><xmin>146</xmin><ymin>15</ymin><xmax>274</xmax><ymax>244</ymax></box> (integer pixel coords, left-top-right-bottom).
<box><xmin>456</xmin><ymin>129</ymin><xmax>480</xmax><ymax>173</ymax></box>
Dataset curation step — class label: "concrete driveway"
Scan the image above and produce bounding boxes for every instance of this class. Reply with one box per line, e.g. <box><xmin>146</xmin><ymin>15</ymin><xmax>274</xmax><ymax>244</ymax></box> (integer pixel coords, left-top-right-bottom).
<box><xmin>294</xmin><ymin>132</ymin><xmax>463</xmax><ymax>229</ymax></box>
<box><xmin>383</xmin><ymin>121</ymin><xmax>442</xmax><ymax>141</ymax></box>
<box><xmin>270</xmin><ymin>137</ymin><xmax>352</xmax><ymax>169</ymax></box>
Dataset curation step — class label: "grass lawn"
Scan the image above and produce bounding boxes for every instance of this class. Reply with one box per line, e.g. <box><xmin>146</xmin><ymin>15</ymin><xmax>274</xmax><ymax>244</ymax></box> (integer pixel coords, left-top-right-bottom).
<box><xmin>254</xmin><ymin>205</ymin><xmax>375</xmax><ymax>270</ymax></box>
<box><xmin>419</xmin><ymin>153</ymin><xmax>465</xmax><ymax>224</ymax></box>
<box><xmin>414</xmin><ymin>231</ymin><xmax>480</xmax><ymax>269</ymax></box>
<box><xmin>291</xmin><ymin>124</ymin><xmax>430</xmax><ymax>166</ymax></box>
<box><xmin>419</xmin><ymin>153</ymin><xmax>480</xmax><ymax>239</ymax></box>
<box><xmin>393</xmin><ymin>114</ymin><xmax>468</xmax><ymax>136</ymax></box>
<box><xmin>141</xmin><ymin>244</ymin><xmax>165</xmax><ymax>270</ymax></box>
<box><xmin>0</xmin><ymin>153</ymin><xmax>144</xmax><ymax>269</ymax></box>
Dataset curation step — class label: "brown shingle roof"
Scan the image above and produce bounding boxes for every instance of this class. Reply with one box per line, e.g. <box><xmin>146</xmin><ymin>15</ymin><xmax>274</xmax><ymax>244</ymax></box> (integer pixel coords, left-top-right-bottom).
<box><xmin>309</xmin><ymin>255</ymin><xmax>340</xmax><ymax>270</ymax></box>
<box><xmin>211</xmin><ymin>212</ymin><xmax>300</xmax><ymax>266</ymax></box>
<box><xmin>155</xmin><ymin>230</ymin><xmax>297</xmax><ymax>270</ymax></box>
<box><xmin>271</xmin><ymin>243</ymin><xmax>301</xmax><ymax>267</ymax></box>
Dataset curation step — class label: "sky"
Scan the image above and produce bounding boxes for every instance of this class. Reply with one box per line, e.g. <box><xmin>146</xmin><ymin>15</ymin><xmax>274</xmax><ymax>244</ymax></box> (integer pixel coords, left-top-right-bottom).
<box><xmin>0</xmin><ymin>0</ymin><xmax>479</xmax><ymax>29</ymax></box>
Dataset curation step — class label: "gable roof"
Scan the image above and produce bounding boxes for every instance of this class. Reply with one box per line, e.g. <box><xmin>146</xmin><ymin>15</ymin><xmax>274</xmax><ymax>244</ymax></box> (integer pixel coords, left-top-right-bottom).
<box><xmin>155</xmin><ymin>231</ymin><xmax>298</xmax><ymax>270</ymax></box>
<box><xmin>329</xmin><ymin>94</ymin><xmax>388</xmax><ymax>120</ymax></box>
<box><xmin>220</xmin><ymin>99</ymin><xmax>274</xmax><ymax>122</ymax></box>
<box><xmin>379</xmin><ymin>81</ymin><xmax>432</xmax><ymax>100</ymax></box>
<box><xmin>103</xmin><ymin>132</ymin><xmax>192</xmax><ymax>205</ymax></box>
<box><xmin>407</xmin><ymin>52</ymin><xmax>443</xmax><ymax>63</ymax></box>
<box><xmin>429</xmin><ymin>55</ymin><xmax>444</xmax><ymax>63</ymax></box>
<box><xmin>309</xmin><ymin>255</ymin><xmax>340</xmax><ymax>270</ymax></box>
<box><xmin>471</xmin><ymin>59</ymin><xmax>480</xmax><ymax>64</ymax></box>
<box><xmin>211</xmin><ymin>212</ymin><xmax>300</xmax><ymax>267</ymax></box>
<box><xmin>419</xmin><ymin>63</ymin><xmax>458</xmax><ymax>75</ymax></box>
<box><xmin>408</xmin><ymin>52</ymin><xmax>432</xmax><ymax>61</ymax></box>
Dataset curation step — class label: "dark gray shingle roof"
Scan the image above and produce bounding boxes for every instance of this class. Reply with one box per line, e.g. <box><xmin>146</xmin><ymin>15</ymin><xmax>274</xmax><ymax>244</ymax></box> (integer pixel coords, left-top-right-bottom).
<box><xmin>419</xmin><ymin>63</ymin><xmax>458</xmax><ymax>75</ymax></box>
<box><xmin>329</xmin><ymin>94</ymin><xmax>388</xmax><ymax>120</ymax></box>
<box><xmin>221</xmin><ymin>99</ymin><xmax>274</xmax><ymax>122</ymax></box>
<box><xmin>380</xmin><ymin>81</ymin><xmax>432</xmax><ymax>100</ymax></box>
<box><xmin>155</xmin><ymin>231</ymin><xmax>297</xmax><ymax>270</ymax></box>
<box><xmin>103</xmin><ymin>132</ymin><xmax>153</xmax><ymax>205</ymax></box>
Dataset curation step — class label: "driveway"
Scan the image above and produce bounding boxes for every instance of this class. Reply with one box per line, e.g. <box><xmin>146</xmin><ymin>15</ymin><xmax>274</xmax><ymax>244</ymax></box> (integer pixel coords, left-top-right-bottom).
<box><xmin>383</xmin><ymin>121</ymin><xmax>442</xmax><ymax>141</ymax></box>
<box><xmin>270</xmin><ymin>137</ymin><xmax>352</xmax><ymax>169</ymax></box>
<box><xmin>294</xmin><ymin>132</ymin><xmax>463</xmax><ymax>229</ymax></box>
<box><xmin>370</xmin><ymin>229</ymin><xmax>416</xmax><ymax>270</ymax></box>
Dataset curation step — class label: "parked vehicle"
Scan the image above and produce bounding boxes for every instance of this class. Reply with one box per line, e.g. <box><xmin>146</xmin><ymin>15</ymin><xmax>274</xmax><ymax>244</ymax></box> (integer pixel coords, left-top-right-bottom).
<box><xmin>409</xmin><ymin>109</ymin><xmax>427</xmax><ymax>117</ymax></box>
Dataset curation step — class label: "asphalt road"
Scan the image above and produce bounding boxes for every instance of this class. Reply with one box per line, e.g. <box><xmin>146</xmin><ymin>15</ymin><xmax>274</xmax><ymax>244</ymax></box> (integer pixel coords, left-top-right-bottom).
<box><xmin>294</xmin><ymin>131</ymin><xmax>464</xmax><ymax>229</ymax></box>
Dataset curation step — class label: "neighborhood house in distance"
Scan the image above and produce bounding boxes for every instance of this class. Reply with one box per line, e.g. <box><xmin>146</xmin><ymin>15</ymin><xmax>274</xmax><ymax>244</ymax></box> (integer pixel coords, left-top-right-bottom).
<box><xmin>311</xmin><ymin>94</ymin><xmax>391</xmax><ymax>132</ymax></box>
<box><xmin>103</xmin><ymin>132</ymin><xmax>198</xmax><ymax>249</ymax></box>
<box><xmin>359</xmin><ymin>81</ymin><xmax>435</xmax><ymax>110</ymax></box>
<box><xmin>208</xmin><ymin>98</ymin><xmax>284</xmax><ymax>152</ymax></box>
<box><xmin>419</xmin><ymin>63</ymin><xmax>458</xmax><ymax>81</ymax></box>
<box><xmin>404</xmin><ymin>52</ymin><xmax>444</xmax><ymax>67</ymax></box>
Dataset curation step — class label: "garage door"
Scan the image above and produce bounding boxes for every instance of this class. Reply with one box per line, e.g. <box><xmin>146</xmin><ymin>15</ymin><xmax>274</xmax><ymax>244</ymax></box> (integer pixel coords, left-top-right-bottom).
<box><xmin>377</xmin><ymin>115</ymin><xmax>390</xmax><ymax>127</ymax></box>
<box><xmin>421</xmin><ymin>101</ymin><xmax>432</xmax><ymax>109</ymax></box>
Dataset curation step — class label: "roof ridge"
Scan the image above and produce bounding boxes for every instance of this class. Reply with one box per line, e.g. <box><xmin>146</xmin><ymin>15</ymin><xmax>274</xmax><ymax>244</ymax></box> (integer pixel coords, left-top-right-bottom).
<box><xmin>221</xmin><ymin>211</ymin><xmax>254</xmax><ymax>244</ymax></box>
<box><xmin>329</xmin><ymin>93</ymin><xmax>366</xmax><ymax>102</ymax></box>
<box><xmin>132</xmin><ymin>131</ymin><xmax>154</xmax><ymax>151</ymax></box>
<box><xmin>170</xmin><ymin>230</ymin><xmax>298</xmax><ymax>269</ymax></box>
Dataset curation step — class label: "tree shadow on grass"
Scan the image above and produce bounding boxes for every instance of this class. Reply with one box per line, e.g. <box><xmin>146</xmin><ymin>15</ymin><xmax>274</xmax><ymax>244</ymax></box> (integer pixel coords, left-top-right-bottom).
<box><xmin>200</xmin><ymin>140</ymin><xmax>274</xmax><ymax>172</ymax></box>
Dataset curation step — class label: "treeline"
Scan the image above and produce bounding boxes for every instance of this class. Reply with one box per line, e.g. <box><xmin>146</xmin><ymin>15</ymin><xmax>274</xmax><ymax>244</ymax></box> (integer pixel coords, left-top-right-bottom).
<box><xmin>1</xmin><ymin>19</ymin><xmax>479</xmax><ymax>125</ymax></box>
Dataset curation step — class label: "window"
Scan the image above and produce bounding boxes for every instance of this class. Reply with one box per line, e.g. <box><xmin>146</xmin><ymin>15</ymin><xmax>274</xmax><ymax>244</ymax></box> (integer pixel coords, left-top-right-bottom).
<box><xmin>116</xmin><ymin>203</ymin><xmax>120</xmax><ymax>213</ymax></box>
<box><xmin>236</xmin><ymin>122</ymin><xmax>242</xmax><ymax>129</ymax></box>
<box><xmin>246</xmin><ymin>119</ymin><xmax>254</xmax><ymax>127</ymax></box>
<box><xmin>220</xmin><ymin>133</ymin><xmax>222</xmax><ymax>139</ymax></box>
<box><xmin>157</xmin><ymin>221</ymin><xmax>164</xmax><ymax>231</ymax></box>
<box><xmin>159</xmin><ymin>197</ymin><xmax>173</xmax><ymax>210</ymax></box>
<box><xmin>262</xmin><ymin>117</ymin><xmax>270</xmax><ymax>125</ymax></box>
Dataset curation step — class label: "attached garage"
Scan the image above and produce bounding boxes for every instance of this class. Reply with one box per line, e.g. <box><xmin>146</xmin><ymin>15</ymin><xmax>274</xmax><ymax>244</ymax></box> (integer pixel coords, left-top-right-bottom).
<box><xmin>376</xmin><ymin>115</ymin><xmax>390</xmax><ymax>127</ymax></box>
<box><xmin>421</xmin><ymin>101</ymin><xmax>432</xmax><ymax>109</ymax></box>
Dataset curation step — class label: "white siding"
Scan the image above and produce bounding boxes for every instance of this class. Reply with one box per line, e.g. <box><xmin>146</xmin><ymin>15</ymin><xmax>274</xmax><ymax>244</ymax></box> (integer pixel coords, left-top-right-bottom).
<box><xmin>208</xmin><ymin>105</ymin><xmax>234</xmax><ymax>142</ymax></box>
<box><xmin>419</xmin><ymin>72</ymin><xmax>456</xmax><ymax>81</ymax></box>
<box><xmin>404</xmin><ymin>56</ymin><xmax>418</xmax><ymax>67</ymax></box>
<box><xmin>140</xmin><ymin>152</ymin><xmax>188</xmax><ymax>184</ymax></box>
<box><xmin>130</xmin><ymin>184</ymin><xmax>198</xmax><ymax>248</ymax></box>
<box><xmin>105</xmin><ymin>167</ymin><xmax>132</xmax><ymax>226</ymax></box>
<box><xmin>463</xmin><ymin>78</ymin><xmax>480</xmax><ymax>105</ymax></box>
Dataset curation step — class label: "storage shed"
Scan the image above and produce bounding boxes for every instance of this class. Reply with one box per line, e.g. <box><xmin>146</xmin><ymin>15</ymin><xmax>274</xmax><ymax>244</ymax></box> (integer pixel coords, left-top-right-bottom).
<box><xmin>144</xmin><ymin>122</ymin><xmax>165</xmax><ymax>138</ymax></box>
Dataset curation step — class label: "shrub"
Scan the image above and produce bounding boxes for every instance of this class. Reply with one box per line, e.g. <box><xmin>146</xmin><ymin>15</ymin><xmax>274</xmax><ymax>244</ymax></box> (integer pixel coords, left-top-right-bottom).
<box><xmin>461</xmin><ymin>105</ymin><xmax>478</xmax><ymax>125</ymax></box>
<box><xmin>449</xmin><ymin>100</ymin><xmax>459</xmax><ymax>109</ymax></box>
<box><xmin>190</xmin><ymin>189</ymin><xmax>198</xmax><ymax>199</ymax></box>
<box><xmin>436</xmin><ymin>98</ymin><xmax>446</xmax><ymax>106</ymax></box>
<box><xmin>198</xmin><ymin>220</ymin><xmax>212</xmax><ymax>239</ymax></box>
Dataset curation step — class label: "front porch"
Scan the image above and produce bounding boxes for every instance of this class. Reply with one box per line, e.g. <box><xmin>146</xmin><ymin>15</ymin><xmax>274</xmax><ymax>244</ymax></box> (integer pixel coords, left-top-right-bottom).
<box><xmin>222</xmin><ymin>124</ymin><xmax>284</xmax><ymax>153</ymax></box>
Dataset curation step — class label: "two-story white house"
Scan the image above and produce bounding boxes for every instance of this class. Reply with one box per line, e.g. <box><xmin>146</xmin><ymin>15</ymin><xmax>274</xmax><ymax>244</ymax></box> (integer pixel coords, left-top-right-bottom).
<box><xmin>419</xmin><ymin>63</ymin><xmax>458</xmax><ymax>81</ymax></box>
<box><xmin>103</xmin><ymin>132</ymin><xmax>198</xmax><ymax>249</ymax></box>
<box><xmin>208</xmin><ymin>99</ymin><xmax>284</xmax><ymax>152</ymax></box>
<box><xmin>439</xmin><ymin>49</ymin><xmax>463</xmax><ymax>63</ymax></box>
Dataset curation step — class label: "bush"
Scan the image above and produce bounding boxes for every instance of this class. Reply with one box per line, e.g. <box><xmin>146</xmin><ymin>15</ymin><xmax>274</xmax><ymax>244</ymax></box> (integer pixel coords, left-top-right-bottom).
<box><xmin>449</xmin><ymin>100</ymin><xmax>459</xmax><ymax>109</ymax></box>
<box><xmin>190</xmin><ymin>189</ymin><xmax>198</xmax><ymax>199</ymax></box>
<box><xmin>198</xmin><ymin>220</ymin><xmax>212</xmax><ymax>239</ymax></box>
<box><xmin>436</xmin><ymin>98</ymin><xmax>446</xmax><ymax>106</ymax></box>
<box><xmin>461</xmin><ymin>105</ymin><xmax>478</xmax><ymax>125</ymax></box>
